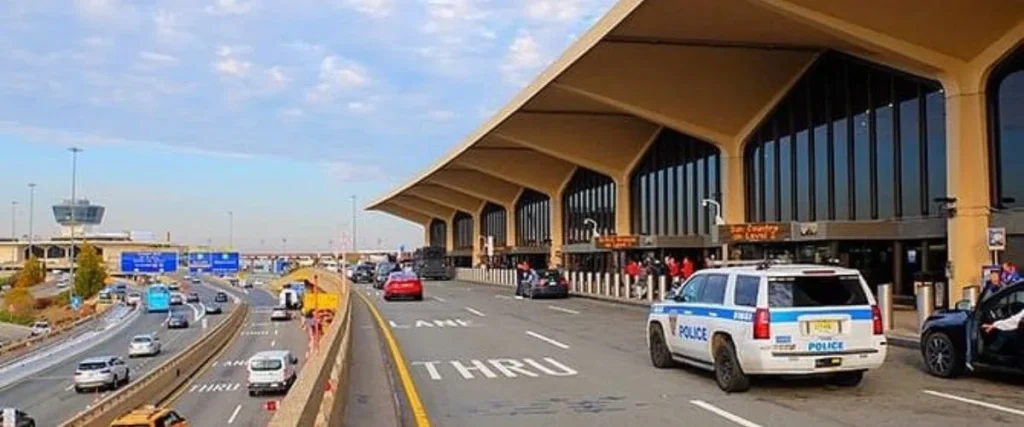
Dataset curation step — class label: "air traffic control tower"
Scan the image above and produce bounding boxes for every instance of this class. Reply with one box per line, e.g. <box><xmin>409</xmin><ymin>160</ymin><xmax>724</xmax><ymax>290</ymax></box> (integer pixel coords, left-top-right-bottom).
<box><xmin>52</xmin><ymin>199</ymin><xmax>105</xmax><ymax>237</ymax></box>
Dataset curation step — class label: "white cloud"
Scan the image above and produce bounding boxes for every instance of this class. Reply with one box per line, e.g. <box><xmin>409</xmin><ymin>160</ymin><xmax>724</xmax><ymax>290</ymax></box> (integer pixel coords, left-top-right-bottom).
<box><xmin>279</xmin><ymin>107</ymin><xmax>305</xmax><ymax>122</ymax></box>
<box><xmin>205</xmin><ymin>0</ymin><xmax>259</xmax><ymax>16</ymax></box>
<box><xmin>82</xmin><ymin>36</ymin><xmax>112</xmax><ymax>48</ymax></box>
<box><xmin>346</xmin><ymin>101</ymin><xmax>374</xmax><ymax>113</ymax></box>
<box><xmin>323</xmin><ymin>160</ymin><xmax>384</xmax><ymax>183</ymax></box>
<box><xmin>342</xmin><ymin>0</ymin><xmax>393</xmax><ymax>17</ymax></box>
<box><xmin>524</xmin><ymin>0</ymin><xmax>590</xmax><ymax>22</ymax></box>
<box><xmin>75</xmin><ymin>0</ymin><xmax>117</xmax><ymax>19</ymax></box>
<box><xmin>501</xmin><ymin>31</ymin><xmax>543</xmax><ymax>84</ymax></box>
<box><xmin>307</xmin><ymin>56</ymin><xmax>370</xmax><ymax>103</ymax></box>
<box><xmin>139</xmin><ymin>51</ymin><xmax>177</xmax><ymax>65</ymax></box>
<box><xmin>285</xmin><ymin>41</ymin><xmax>325</xmax><ymax>55</ymax></box>
<box><xmin>153</xmin><ymin>9</ymin><xmax>195</xmax><ymax>46</ymax></box>
<box><xmin>215</xmin><ymin>57</ymin><xmax>251</xmax><ymax>77</ymax></box>
<box><xmin>266</xmin><ymin>66</ymin><xmax>289</xmax><ymax>85</ymax></box>
<box><xmin>427</xmin><ymin>110</ymin><xmax>455</xmax><ymax>121</ymax></box>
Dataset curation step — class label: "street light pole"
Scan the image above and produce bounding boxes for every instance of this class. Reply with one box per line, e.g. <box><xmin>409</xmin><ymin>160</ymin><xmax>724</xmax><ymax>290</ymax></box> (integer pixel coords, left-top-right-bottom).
<box><xmin>28</xmin><ymin>183</ymin><xmax>35</xmax><ymax>257</ymax></box>
<box><xmin>227</xmin><ymin>211</ymin><xmax>234</xmax><ymax>249</ymax></box>
<box><xmin>69</xmin><ymin>147</ymin><xmax>82</xmax><ymax>299</ymax></box>
<box><xmin>350</xmin><ymin>195</ymin><xmax>357</xmax><ymax>254</ymax></box>
<box><xmin>10</xmin><ymin>201</ymin><xmax>17</xmax><ymax>240</ymax></box>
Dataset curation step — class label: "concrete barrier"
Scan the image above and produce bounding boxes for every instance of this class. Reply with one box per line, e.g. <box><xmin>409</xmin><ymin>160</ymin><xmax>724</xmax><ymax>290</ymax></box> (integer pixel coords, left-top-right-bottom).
<box><xmin>58</xmin><ymin>301</ymin><xmax>248</xmax><ymax>427</ymax></box>
<box><xmin>456</xmin><ymin>268</ymin><xmax>654</xmax><ymax>307</ymax></box>
<box><xmin>268</xmin><ymin>269</ymin><xmax>352</xmax><ymax>427</ymax></box>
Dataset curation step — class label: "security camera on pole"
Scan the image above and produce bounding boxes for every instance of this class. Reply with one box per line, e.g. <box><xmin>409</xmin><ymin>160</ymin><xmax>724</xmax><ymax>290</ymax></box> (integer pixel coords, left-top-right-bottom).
<box><xmin>702</xmin><ymin>199</ymin><xmax>726</xmax><ymax>263</ymax></box>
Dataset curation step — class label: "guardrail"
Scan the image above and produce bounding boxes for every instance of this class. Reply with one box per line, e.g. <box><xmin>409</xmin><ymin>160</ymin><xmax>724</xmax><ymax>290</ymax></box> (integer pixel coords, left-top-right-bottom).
<box><xmin>268</xmin><ymin>269</ymin><xmax>352</xmax><ymax>427</ymax></box>
<box><xmin>0</xmin><ymin>305</ymin><xmax>111</xmax><ymax>364</ymax></box>
<box><xmin>456</xmin><ymin>267</ymin><xmax>664</xmax><ymax>306</ymax></box>
<box><xmin>58</xmin><ymin>301</ymin><xmax>249</xmax><ymax>427</ymax></box>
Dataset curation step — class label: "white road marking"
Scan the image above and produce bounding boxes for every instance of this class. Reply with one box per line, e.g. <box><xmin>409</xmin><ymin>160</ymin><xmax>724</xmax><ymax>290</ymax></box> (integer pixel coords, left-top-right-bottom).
<box><xmin>525</xmin><ymin>331</ymin><xmax>570</xmax><ymax>349</ymax></box>
<box><xmin>465</xmin><ymin>307</ymin><xmax>486</xmax><ymax>317</ymax></box>
<box><xmin>690</xmin><ymin>400</ymin><xmax>763</xmax><ymax>427</ymax></box>
<box><xmin>432</xmin><ymin>296</ymin><xmax>447</xmax><ymax>302</ymax></box>
<box><xmin>274</xmin><ymin>329</ymin><xmax>279</xmax><ymax>336</ymax></box>
<box><xmin>494</xmin><ymin>295</ymin><xmax>513</xmax><ymax>300</ymax></box>
<box><xmin>547</xmin><ymin>305</ymin><xmax>580</xmax><ymax>315</ymax></box>
<box><xmin>228</xmin><ymin>404</ymin><xmax>242</xmax><ymax>424</ymax></box>
<box><xmin>65</xmin><ymin>383</ymin><xmax>75</xmax><ymax>391</ymax></box>
<box><xmin>923</xmin><ymin>390</ymin><xmax>1024</xmax><ymax>417</ymax></box>
<box><xmin>271</xmin><ymin>340</ymin><xmax>276</xmax><ymax>347</ymax></box>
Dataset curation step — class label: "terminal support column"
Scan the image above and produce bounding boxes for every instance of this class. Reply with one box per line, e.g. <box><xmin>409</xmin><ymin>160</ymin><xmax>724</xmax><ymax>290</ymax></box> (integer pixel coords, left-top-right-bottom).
<box><xmin>945</xmin><ymin>88</ymin><xmax>991</xmax><ymax>306</ymax></box>
<box><xmin>549</xmin><ymin>196</ymin><xmax>564</xmax><ymax>268</ymax></box>
<box><xmin>722</xmin><ymin>152</ymin><xmax>746</xmax><ymax>225</ymax></box>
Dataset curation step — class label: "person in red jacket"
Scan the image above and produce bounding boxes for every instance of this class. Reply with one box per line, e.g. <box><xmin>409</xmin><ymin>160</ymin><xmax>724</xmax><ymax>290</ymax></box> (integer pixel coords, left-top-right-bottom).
<box><xmin>682</xmin><ymin>257</ymin><xmax>695</xmax><ymax>280</ymax></box>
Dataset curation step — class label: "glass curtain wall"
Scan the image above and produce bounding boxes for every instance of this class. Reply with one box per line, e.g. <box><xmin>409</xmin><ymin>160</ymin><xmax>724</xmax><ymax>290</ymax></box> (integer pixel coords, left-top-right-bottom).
<box><xmin>452</xmin><ymin>211</ymin><xmax>473</xmax><ymax>250</ymax></box>
<box><xmin>745</xmin><ymin>51</ymin><xmax>946</xmax><ymax>223</ymax></box>
<box><xmin>479</xmin><ymin>203</ymin><xmax>508</xmax><ymax>247</ymax></box>
<box><xmin>515</xmin><ymin>189</ymin><xmax>551</xmax><ymax>247</ymax></box>
<box><xmin>989</xmin><ymin>46</ymin><xmax>1024</xmax><ymax>208</ymax></box>
<box><xmin>428</xmin><ymin>219</ymin><xmax>446</xmax><ymax>248</ymax></box>
<box><xmin>562</xmin><ymin>168</ymin><xmax>616</xmax><ymax>244</ymax></box>
<box><xmin>630</xmin><ymin>128</ymin><xmax>721</xmax><ymax>236</ymax></box>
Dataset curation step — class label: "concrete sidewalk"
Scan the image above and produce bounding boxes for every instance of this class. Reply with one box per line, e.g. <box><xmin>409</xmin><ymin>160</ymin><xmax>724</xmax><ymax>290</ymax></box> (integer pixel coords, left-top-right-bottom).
<box><xmin>885</xmin><ymin>306</ymin><xmax>921</xmax><ymax>349</ymax></box>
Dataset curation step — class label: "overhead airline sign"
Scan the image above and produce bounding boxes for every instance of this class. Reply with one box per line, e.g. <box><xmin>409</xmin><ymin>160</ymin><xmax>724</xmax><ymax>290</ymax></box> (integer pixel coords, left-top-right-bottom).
<box><xmin>189</xmin><ymin>252</ymin><xmax>241</xmax><ymax>273</ymax></box>
<box><xmin>121</xmin><ymin>252</ymin><xmax>179</xmax><ymax>273</ymax></box>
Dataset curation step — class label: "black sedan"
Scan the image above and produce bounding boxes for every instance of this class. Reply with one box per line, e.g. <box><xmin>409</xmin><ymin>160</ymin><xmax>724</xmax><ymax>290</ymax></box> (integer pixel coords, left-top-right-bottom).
<box><xmin>920</xmin><ymin>281</ymin><xmax>1024</xmax><ymax>378</ymax></box>
<box><xmin>524</xmin><ymin>269</ymin><xmax>570</xmax><ymax>299</ymax></box>
<box><xmin>167</xmin><ymin>314</ymin><xmax>189</xmax><ymax>329</ymax></box>
<box><xmin>214</xmin><ymin>292</ymin><xmax>229</xmax><ymax>303</ymax></box>
<box><xmin>352</xmin><ymin>265</ymin><xmax>375</xmax><ymax>284</ymax></box>
<box><xmin>186</xmin><ymin>292</ymin><xmax>200</xmax><ymax>303</ymax></box>
<box><xmin>204</xmin><ymin>303</ymin><xmax>223</xmax><ymax>315</ymax></box>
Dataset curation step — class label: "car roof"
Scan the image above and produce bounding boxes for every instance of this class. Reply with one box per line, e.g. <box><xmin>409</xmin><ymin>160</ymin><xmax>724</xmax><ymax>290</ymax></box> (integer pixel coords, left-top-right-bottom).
<box><xmin>251</xmin><ymin>349</ymin><xmax>291</xmax><ymax>359</ymax></box>
<box><xmin>696</xmin><ymin>263</ymin><xmax>862</xmax><ymax>277</ymax></box>
<box><xmin>80</xmin><ymin>356</ymin><xmax>114</xmax><ymax>364</ymax></box>
<box><xmin>111</xmin><ymin>405</ymin><xmax>175</xmax><ymax>423</ymax></box>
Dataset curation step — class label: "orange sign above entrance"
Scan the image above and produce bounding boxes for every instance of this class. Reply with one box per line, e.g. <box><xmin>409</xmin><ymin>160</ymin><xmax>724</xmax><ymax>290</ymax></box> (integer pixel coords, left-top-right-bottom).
<box><xmin>595</xmin><ymin>235</ymin><xmax>640</xmax><ymax>250</ymax></box>
<box><xmin>722</xmin><ymin>223</ymin><xmax>790</xmax><ymax>243</ymax></box>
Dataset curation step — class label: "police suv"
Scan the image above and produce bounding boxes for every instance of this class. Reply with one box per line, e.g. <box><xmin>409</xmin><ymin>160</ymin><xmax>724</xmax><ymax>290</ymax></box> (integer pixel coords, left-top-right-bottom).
<box><xmin>647</xmin><ymin>263</ymin><xmax>886</xmax><ymax>392</ymax></box>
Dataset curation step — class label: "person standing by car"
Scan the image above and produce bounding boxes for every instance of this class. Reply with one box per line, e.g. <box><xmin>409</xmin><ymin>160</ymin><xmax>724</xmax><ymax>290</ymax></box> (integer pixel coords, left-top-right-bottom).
<box><xmin>1001</xmin><ymin>262</ymin><xmax>1021</xmax><ymax>284</ymax></box>
<box><xmin>981</xmin><ymin>306</ymin><xmax>1024</xmax><ymax>353</ymax></box>
<box><xmin>982</xmin><ymin>269</ymin><xmax>1004</xmax><ymax>301</ymax></box>
<box><xmin>516</xmin><ymin>267</ymin><xmax>538</xmax><ymax>300</ymax></box>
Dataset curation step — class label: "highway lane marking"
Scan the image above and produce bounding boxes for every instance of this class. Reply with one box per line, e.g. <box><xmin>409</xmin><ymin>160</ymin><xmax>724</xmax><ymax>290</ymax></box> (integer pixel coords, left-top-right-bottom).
<box><xmin>228</xmin><ymin>404</ymin><xmax>242</xmax><ymax>424</ymax></box>
<box><xmin>431</xmin><ymin>296</ymin><xmax>447</xmax><ymax>303</ymax></box>
<box><xmin>64</xmin><ymin>383</ymin><xmax>75</xmax><ymax>391</ymax></box>
<box><xmin>354</xmin><ymin>289</ymin><xmax>431</xmax><ymax>427</ymax></box>
<box><xmin>690</xmin><ymin>400</ymin><xmax>764</xmax><ymax>427</ymax></box>
<box><xmin>547</xmin><ymin>305</ymin><xmax>580</xmax><ymax>315</ymax></box>
<box><xmin>271</xmin><ymin>340</ymin><xmax>276</xmax><ymax>347</ymax></box>
<box><xmin>464</xmin><ymin>307</ymin><xmax>486</xmax><ymax>317</ymax></box>
<box><xmin>188</xmin><ymin>382</ymin><xmax>242</xmax><ymax>393</ymax></box>
<box><xmin>212</xmin><ymin>360</ymin><xmax>247</xmax><ymax>367</ymax></box>
<box><xmin>161</xmin><ymin>310</ymin><xmax>247</xmax><ymax>406</ymax></box>
<box><xmin>525</xmin><ymin>331</ymin><xmax>570</xmax><ymax>349</ymax></box>
<box><xmin>274</xmin><ymin>328</ymin><xmax>279</xmax><ymax>336</ymax></box>
<box><xmin>923</xmin><ymin>390</ymin><xmax>1024</xmax><ymax>417</ymax></box>
<box><xmin>494</xmin><ymin>295</ymin><xmax>513</xmax><ymax>300</ymax></box>
<box><xmin>411</xmin><ymin>357</ymin><xmax>577</xmax><ymax>380</ymax></box>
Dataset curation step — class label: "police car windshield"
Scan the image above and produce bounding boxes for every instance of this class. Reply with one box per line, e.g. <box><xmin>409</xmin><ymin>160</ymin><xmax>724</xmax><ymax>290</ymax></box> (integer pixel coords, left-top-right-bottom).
<box><xmin>768</xmin><ymin>275</ymin><xmax>867</xmax><ymax>307</ymax></box>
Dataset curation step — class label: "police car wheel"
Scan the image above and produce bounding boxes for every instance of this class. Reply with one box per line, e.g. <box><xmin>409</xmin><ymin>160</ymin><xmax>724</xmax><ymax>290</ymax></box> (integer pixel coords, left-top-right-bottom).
<box><xmin>714</xmin><ymin>340</ymin><xmax>750</xmax><ymax>393</ymax></box>
<box><xmin>830</xmin><ymin>370</ymin><xmax>864</xmax><ymax>387</ymax></box>
<box><xmin>647</xmin><ymin>324</ymin><xmax>676</xmax><ymax>369</ymax></box>
<box><xmin>922</xmin><ymin>332</ymin><xmax>963</xmax><ymax>378</ymax></box>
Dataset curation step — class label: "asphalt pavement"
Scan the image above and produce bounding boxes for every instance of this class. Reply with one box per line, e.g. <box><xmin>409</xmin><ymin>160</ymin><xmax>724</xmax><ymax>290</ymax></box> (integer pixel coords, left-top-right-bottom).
<box><xmin>0</xmin><ymin>280</ymin><xmax>229</xmax><ymax>427</ymax></box>
<box><xmin>350</xmin><ymin>279</ymin><xmax>1024</xmax><ymax>427</ymax></box>
<box><xmin>170</xmin><ymin>282</ymin><xmax>310</xmax><ymax>426</ymax></box>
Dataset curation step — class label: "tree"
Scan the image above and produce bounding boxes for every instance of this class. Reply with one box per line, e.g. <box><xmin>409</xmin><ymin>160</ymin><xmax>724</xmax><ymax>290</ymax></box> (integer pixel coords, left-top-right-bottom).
<box><xmin>5</xmin><ymin>287</ymin><xmax>35</xmax><ymax>315</ymax></box>
<box><xmin>74</xmin><ymin>242</ymin><xmax>107</xmax><ymax>299</ymax></box>
<box><xmin>15</xmin><ymin>256</ymin><xmax>45</xmax><ymax>288</ymax></box>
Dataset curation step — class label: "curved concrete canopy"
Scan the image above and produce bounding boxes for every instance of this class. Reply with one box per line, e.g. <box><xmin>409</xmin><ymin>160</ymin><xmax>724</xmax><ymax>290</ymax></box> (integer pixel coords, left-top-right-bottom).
<box><xmin>368</xmin><ymin>0</ymin><xmax>1024</xmax><ymax>228</ymax></box>
<box><xmin>406</xmin><ymin>184</ymin><xmax>485</xmax><ymax>215</ymax></box>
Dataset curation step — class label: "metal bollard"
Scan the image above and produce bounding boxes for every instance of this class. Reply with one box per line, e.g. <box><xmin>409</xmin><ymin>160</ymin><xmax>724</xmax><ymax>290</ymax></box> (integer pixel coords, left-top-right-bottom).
<box><xmin>877</xmin><ymin>283</ymin><xmax>893</xmax><ymax>332</ymax></box>
<box><xmin>571</xmin><ymin>272</ymin><xmax>580</xmax><ymax>293</ymax></box>
<box><xmin>916</xmin><ymin>282</ymin><xmax>934</xmax><ymax>332</ymax></box>
<box><xmin>604</xmin><ymin>273</ymin><xmax>611</xmax><ymax>296</ymax></box>
<box><xmin>962</xmin><ymin>285</ymin><xmax>979</xmax><ymax>308</ymax></box>
<box><xmin>658</xmin><ymin>275</ymin><xmax>667</xmax><ymax>301</ymax></box>
<box><xmin>613</xmin><ymin>274</ymin><xmax>621</xmax><ymax>298</ymax></box>
<box><xmin>647</xmin><ymin>275</ymin><xmax>655</xmax><ymax>303</ymax></box>
<box><xmin>584</xmin><ymin>272</ymin><xmax>592</xmax><ymax>294</ymax></box>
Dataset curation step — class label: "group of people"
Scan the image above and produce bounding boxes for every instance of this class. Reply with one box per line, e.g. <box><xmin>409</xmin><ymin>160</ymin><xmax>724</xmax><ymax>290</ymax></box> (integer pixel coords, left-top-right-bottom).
<box><xmin>983</xmin><ymin>262</ymin><xmax>1022</xmax><ymax>296</ymax></box>
<box><xmin>970</xmin><ymin>261</ymin><xmax>1024</xmax><ymax>369</ymax></box>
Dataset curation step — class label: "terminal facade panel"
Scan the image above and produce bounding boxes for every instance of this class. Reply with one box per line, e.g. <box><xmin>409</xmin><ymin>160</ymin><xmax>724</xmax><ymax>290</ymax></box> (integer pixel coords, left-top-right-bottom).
<box><xmin>479</xmin><ymin>202</ymin><xmax>508</xmax><ymax>263</ymax></box>
<box><xmin>739</xmin><ymin>51</ymin><xmax>948</xmax><ymax>300</ymax></box>
<box><xmin>561</xmin><ymin>167</ymin><xmax>616</xmax><ymax>271</ymax></box>
<box><xmin>428</xmin><ymin>219</ymin><xmax>446</xmax><ymax>248</ymax></box>
<box><xmin>989</xmin><ymin>45</ymin><xmax>1024</xmax><ymax>263</ymax></box>
<box><xmin>450</xmin><ymin>211</ymin><xmax>474</xmax><ymax>266</ymax></box>
<box><xmin>514</xmin><ymin>189</ymin><xmax>552</xmax><ymax>269</ymax></box>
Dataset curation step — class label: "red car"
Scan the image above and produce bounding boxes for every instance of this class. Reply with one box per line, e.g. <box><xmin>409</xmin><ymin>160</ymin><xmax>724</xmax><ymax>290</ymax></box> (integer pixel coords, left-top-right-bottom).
<box><xmin>383</xmin><ymin>272</ymin><xmax>423</xmax><ymax>301</ymax></box>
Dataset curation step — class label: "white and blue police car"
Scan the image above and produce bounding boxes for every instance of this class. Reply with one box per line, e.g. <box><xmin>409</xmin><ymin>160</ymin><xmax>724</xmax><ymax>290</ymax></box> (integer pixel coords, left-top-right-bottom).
<box><xmin>646</xmin><ymin>262</ymin><xmax>887</xmax><ymax>392</ymax></box>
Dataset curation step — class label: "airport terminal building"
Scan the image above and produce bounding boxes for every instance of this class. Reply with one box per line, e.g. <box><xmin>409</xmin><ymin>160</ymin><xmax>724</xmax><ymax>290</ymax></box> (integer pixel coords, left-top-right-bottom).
<box><xmin>368</xmin><ymin>0</ymin><xmax>1024</xmax><ymax>304</ymax></box>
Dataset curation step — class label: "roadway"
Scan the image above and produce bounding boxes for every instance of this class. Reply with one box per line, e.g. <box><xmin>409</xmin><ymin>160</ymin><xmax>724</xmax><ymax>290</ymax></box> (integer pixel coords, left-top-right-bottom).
<box><xmin>0</xmin><ymin>279</ymin><xmax>230</xmax><ymax>427</ymax></box>
<box><xmin>352</xmin><ymin>279</ymin><xmax>1024</xmax><ymax>427</ymax></box>
<box><xmin>0</xmin><ymin>278</ymin><xmax>69</xmax><ymax>344</ymax></box>
<box><xmin>170</xmin><ymin>280</ymin><xmax>310</xmax><ymax>426</ymax></box>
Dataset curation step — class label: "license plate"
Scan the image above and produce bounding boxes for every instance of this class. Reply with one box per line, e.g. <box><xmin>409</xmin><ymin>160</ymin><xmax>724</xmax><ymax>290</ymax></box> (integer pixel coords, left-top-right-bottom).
<box><xmin>807</xmin><ymin>320</ymin><xmax>839</xmax><ymax>335</ymax></box>
<box><xmin>815</xmin><ymin>357</ymin><xmax>842</xmax><ymax>368</ymax></box>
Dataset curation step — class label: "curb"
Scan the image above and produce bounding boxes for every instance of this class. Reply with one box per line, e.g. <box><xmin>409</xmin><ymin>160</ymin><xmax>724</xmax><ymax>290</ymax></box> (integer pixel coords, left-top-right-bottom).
<box><xmin>886</xmin><ymin>334</ymin><xmax>921</xmax><ymax>350</ymax></box>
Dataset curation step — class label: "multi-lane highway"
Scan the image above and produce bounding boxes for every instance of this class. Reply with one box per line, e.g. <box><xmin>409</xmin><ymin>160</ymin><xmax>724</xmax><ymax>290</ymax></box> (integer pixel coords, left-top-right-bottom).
<box><xmin>170</xmin><ymin>281</ymin><xmax>309</xmax><ymax>426</ymax></box>
<box><xmin>352</xmin><ymin>279</ymin><xmax>1024</xmax><ymax>427</ymax></box>
<box><xmin>0</xmin><ymin>279</ymin><xmax>229</xmax><ymax>426</ymax></box>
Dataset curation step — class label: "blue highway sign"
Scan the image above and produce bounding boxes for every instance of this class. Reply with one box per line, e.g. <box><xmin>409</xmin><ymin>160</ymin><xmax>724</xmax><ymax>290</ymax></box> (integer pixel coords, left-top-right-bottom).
<box><xmin>189</xmin><ymin>252</ymin><xmax>240</xmax><ymax>273</ymax></box>
<box><xmin>121</xmin><ymin>252</ymin><xmax>178</xmax><ymax>273</ymax></box>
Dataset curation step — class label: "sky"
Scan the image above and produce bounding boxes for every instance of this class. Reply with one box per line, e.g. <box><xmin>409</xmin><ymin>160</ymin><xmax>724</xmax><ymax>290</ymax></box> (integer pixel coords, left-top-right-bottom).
<box><xmin>0</xmin><ymin>0</ymin><xmax>615</xmax><ymax>252</ymax></box>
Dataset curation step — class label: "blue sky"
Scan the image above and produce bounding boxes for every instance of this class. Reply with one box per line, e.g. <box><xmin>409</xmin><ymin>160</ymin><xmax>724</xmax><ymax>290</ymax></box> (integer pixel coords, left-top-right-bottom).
<box><xmin>0</xmin><ymin>0</ymin><xmax>613</xmax><ymax>251</ymax></box>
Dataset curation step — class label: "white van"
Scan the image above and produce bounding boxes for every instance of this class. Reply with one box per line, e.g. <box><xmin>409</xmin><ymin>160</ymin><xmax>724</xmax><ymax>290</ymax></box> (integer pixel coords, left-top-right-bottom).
<box><xmin>247</xmin><ymin>350</ymin><xmax>298</xmax><ymax>396</ymax></box>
